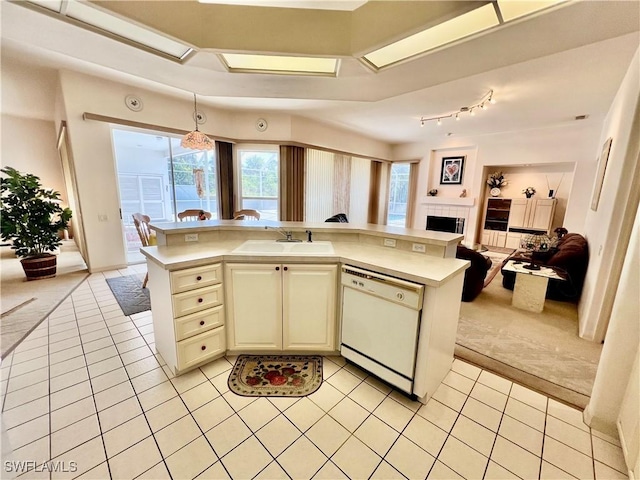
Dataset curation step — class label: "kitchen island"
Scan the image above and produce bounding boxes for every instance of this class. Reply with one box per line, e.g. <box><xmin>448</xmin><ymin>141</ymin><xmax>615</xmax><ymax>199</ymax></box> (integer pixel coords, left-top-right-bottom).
<box><xmin>141</xmin><ymin>220</ymin><xmax>469</xmax><ymax>404</ymax></box>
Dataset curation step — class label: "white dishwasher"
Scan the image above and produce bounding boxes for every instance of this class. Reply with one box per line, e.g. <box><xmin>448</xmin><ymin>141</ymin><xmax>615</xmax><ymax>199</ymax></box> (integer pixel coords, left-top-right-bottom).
<box><xmin>340</xmin><ymin>265</ymin><xmax>424</xmax><ymax>395</ymax></box>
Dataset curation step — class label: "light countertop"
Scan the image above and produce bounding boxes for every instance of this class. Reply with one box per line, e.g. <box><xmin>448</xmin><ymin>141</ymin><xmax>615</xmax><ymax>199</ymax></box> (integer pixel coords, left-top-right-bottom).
<box><xmin>148</xmin><ymin>220</ymin><xmax>462</xmax><ymax>247</ymax></box>
<box><xmin>141</xmin><ymin>240</ymin><xmax>469</xmax><ymax>287</ymax></box>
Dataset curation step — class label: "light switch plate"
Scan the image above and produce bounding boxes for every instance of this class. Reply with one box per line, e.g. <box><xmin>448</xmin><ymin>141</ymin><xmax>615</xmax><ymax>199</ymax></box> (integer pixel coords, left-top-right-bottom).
<box><xmin>383</xmin><ymin>238</ymin><xmax>396</xmax><ymax>247</ymax></box>
<box><xmin>185</xmin><ymin>233</ymin><xmax>199</xmax><ymax>242</ymax></box>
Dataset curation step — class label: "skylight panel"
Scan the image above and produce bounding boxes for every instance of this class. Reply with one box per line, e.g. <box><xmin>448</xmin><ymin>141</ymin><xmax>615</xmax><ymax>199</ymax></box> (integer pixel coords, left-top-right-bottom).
<box><xmin>220</xmin><ymin>53</ymin><xmax>338</xmax><ymax>76</ymax></box>
<box><xmin>497</xmin><ymin>0</ymin><xmax>566</xmax><ymax>22</ymax></box>
<box><xmin>64</xmin><ymin>0</ymin><xmax>192</xmax><ymax>60</ymax></box>
<box><xmin>363</xmin><ymin>3</ymin><xmax>500</xmax><ymax>70</ymax></box>
<box><xmin>26</xmin><ymin>0</ymin><xmax>62</xmax><ymax>12</ymax></box>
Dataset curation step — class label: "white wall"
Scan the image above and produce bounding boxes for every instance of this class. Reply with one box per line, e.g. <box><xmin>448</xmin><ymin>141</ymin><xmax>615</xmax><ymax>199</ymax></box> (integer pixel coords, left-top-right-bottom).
<box><xmin>579</xmin><ymin>48</ymin><xmax>640</xmax><ymax>342</ymax></box>
<box><xmin>585</xmin><ymin>200</ymin><xmax>640</xmax><ymax>434</ymax></box>
<box><xmin>0</xmin><ymin>114</ymin><xmax>66</xmax><ymax>205</ymax></box>
<box><xmin>396</xmin><ymin>123</ymin><xmax>600</xmax><ymax>240</ymax></box>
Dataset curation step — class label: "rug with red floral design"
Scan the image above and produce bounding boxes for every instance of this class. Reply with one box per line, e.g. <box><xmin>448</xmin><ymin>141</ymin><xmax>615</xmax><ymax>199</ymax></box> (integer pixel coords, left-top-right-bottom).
<box><xmin>228</xmin><ymin>355</ymin><xmax>323</xmax><ymax>397</ymax></box>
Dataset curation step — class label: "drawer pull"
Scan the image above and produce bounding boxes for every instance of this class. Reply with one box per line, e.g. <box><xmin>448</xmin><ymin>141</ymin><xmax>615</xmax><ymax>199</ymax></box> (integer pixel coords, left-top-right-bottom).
<box><xmin>284</xmin><ymin>266</ymin><xmax>288</xmax><ymax>271</ymax></box>
<box><xmin>275</xmin><ymin>266</ymin><xmax>280</xmax><ymax>271</ymax></box>
<box><xmin>199</xmin><ymin>320</ymin><xmax>205</xmax><ymax>326</ymax></box>
<box><xmin>198</xmin><ymin>298</ymin><xmax>203</xmax><ymax>303</ymax></box>
<box><xmin>196</xmin><ymin>275</ymin><xmax>202</xmax><ymax>281</ymax></box>
<box><xmin>201</xmin><ymin>345</ymin><xmax>207</xmax><ymax>351</ymax></box>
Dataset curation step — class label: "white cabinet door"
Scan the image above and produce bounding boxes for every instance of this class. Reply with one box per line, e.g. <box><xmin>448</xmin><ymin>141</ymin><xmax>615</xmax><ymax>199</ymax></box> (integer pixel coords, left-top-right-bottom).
<box><xmin>508</xmin><ymin>199</ymin><xmax>528</xmax><ymax>229</ymax></box>
<box><xmin>505</xmin><ymin>233</ymin><xmax>522</xmax><ymax>250</ymax></box>
<box><xmin>531</xmin><ymin>199</ymin><xmax>556</xmax><ymax>231</ymax></box>
<box><xmin>496</xmin><ymin>232</ymin><xmax>507</xmax><ymax>248</ymax></box>
<box><xmin>225</xmin><ymin>264</ymin><xmax>282</xmax><ymax>350</ymax></box>
<box><xmin>283</xmin><ymin>264</ymin><xmax>337</xmax><ymax>351</ymax></box>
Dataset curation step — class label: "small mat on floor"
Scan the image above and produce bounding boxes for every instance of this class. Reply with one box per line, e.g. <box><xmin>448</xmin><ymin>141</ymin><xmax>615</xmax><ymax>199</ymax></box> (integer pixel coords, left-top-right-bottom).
<box><xmin>106</xmin><ymin>274</ymin><xmax>150</xmax><ymax>316</ymax></box>
<box><xmin>228</xmin><ymin>355</ymin><xmax>323</xmax><ymax>397</ymax></box>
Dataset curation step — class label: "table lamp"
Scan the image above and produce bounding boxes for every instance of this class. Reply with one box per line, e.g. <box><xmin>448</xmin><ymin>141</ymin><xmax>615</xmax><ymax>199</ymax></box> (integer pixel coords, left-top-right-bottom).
<box><xmin>520</xmin><ymin>233</ymin><xmax>551</xmax><ymax>270</ymax></box>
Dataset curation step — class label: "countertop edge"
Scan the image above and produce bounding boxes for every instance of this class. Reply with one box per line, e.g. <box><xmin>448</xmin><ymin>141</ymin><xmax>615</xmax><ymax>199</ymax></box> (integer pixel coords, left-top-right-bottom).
<box><xmin>141</xmin><ymin>244</ymin><xmax>470</xmax><ymax>287</ymax></box>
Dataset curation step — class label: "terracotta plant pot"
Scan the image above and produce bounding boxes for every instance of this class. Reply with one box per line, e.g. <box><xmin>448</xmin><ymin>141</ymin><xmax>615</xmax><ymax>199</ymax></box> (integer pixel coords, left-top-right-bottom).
<box><xmin>20</xmin><ymin>255</ymin><xmax>57</xmax><ymax>281</ymax></box>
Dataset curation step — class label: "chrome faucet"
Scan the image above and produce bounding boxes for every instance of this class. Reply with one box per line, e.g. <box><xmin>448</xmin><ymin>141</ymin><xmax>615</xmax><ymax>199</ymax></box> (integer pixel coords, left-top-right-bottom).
<box><xmin>264</xmin><ymin>226</ymin><xmax>302</xmax><ymax>242</ymax></box>
<box><xmin>305</xmin><ymin>230</ymin><xmax>313</xmax><ymax>243</ymax></box>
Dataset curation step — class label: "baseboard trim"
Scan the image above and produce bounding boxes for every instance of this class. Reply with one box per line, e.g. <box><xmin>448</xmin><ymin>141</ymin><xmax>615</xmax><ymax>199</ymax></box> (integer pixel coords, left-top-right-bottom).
<box><xmin>454</xmin><ymin>344</ymin><xmax>590</xmax><ymax>409</ymax></box>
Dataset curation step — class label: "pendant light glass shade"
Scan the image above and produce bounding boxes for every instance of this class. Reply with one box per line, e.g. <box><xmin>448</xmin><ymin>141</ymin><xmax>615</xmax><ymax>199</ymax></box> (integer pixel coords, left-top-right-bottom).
<box><xmin>181</xmin><ymin>94</ymin><xmax>214</xmax><ymax>150</ymax></box>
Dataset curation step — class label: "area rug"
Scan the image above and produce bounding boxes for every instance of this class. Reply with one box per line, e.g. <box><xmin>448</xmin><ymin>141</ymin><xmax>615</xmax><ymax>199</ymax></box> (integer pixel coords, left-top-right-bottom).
<box><xmin>457</xmin><ymin>279</ymin><xmax>602</xmax><ymax>408</ymax></box>
<box><xmin>105</xmin><ymin>274</ymin><xmax>150</xmax><ymax>316</ymax></box>
<box><xmin>228</xmin><ymin>355</ymin><xmax>323</xmax><ymax>397</ymax></box>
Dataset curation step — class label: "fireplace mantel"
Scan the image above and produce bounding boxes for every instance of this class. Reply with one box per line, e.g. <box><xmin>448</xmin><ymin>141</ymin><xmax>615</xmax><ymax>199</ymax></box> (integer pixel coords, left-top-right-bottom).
<box><xmin>421</xmin><ymin>197</ymin><xmax>476</xmax><ymax>206</ymax></box>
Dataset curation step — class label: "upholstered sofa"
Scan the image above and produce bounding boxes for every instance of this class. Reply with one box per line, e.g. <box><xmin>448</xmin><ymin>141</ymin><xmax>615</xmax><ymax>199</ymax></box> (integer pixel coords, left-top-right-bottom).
<box><xmin>501</xmin><ymin>233</ymin><xmax>589</xmax><ymax>301</ymax></box>
<box><xmin>456</xmin><ymin>245</ymin><xmax>492</xmax><ymax>302</ymax></box>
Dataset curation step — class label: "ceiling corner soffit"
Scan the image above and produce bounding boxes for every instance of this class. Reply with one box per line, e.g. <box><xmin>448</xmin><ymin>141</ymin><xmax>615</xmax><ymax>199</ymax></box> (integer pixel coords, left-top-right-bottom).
<box><xmin>89</xmin><ymin>0</ymin><xmax>492</xmax><ymax>59</ymax></box>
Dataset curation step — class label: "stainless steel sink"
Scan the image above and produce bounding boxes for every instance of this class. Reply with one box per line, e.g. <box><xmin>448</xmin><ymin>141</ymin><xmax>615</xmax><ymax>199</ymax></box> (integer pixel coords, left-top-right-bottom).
<box><xmin>231</xmin><ymin>240</ymin><xmax>334</xmax><ymax>255</ymax></box>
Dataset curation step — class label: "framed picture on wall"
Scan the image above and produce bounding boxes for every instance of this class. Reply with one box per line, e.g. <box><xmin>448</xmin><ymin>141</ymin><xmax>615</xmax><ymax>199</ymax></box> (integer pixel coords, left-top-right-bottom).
<box><xmin>590</xmin><ymin>137</ymin><xmax>613</xmax><ymax>211</ymax></box>
<box><xmin>440</xmin><ymin>156</ymin><xmax>465</xmax><ymax>185</ymax></box>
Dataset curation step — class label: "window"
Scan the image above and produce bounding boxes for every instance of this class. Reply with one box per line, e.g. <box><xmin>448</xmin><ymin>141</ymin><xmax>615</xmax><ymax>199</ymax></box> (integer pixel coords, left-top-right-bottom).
<box><xmin>238</xmin><ymin>148</ymin><xmax>279</xmax><ymax>220</ymax></box>
<box><xmin>387</xmin><ymin>163</ymin><xmax>411</xmax><ymax>226</ymax></box>
<box><xmin>112</xmin><ymin>128</ymin><xmax>218</xmax><ymax>263</ymax></box>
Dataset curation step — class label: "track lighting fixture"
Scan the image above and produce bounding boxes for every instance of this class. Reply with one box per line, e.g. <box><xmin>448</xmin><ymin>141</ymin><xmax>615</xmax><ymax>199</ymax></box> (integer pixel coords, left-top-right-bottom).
<box><xmin>419</xmin><ymin>89</ymin><xmax>494</xmax><ymax>127</ymax></box>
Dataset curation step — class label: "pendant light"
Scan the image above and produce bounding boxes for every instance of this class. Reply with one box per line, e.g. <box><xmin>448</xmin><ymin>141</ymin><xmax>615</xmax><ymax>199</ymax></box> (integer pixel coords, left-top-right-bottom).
<box><xmin>181</xmin><ymin>93</ymin><xmax>214</xmax><ymax>150</ymax></box>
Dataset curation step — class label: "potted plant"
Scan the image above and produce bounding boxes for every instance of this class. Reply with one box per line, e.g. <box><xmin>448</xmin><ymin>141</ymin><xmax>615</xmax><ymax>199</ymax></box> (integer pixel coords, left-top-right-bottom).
<box><xmin>522</xmin><ymin>186</ymin><xmax>536</xmax><ymax>198</ymax></box>
<box><xmin>1</xmin><ymin>166</ymin><xmax>72</xmax><ymax>280</ymax></box>
<box><xmin>487</xmin><ymin>171</ymin><xmax>507</xmax><ymax>196</ymax></box>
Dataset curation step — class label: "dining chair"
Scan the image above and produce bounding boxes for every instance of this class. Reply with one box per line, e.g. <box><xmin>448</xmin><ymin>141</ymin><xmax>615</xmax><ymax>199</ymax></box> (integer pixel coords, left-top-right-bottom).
<box><xmin>177</xmin><ymin>209</ymin><xmax>212</xmax><ymax>221</ymax></box>
<box><xmin>132</xmin><ymin>213</ymin><xmax>152</xmax><ymax>289</ymax></box>
<box><xmin>233</xmin><ymin>209</ymin><xmax>261</xmax><ymax>220</ymax></box>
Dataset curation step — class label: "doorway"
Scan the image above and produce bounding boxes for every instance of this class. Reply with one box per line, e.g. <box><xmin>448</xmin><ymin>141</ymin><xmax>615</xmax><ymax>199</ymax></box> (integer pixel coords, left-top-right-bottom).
<box><xmin>111</xmin><ymin>128</ymin><xmax>218</xmax><ymax>263</ymax></box>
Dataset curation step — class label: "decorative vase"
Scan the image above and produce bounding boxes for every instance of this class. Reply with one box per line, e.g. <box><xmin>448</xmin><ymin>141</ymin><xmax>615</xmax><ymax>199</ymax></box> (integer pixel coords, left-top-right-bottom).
<box><xmin>525</xmin><ymin>193</ymin><xmax>533</xmax><ymax>199</ymax></box>
<box><xmin>490</xmin><ymin>187</ymin><xmax>501</xmax><ymax>197</ymax></box>
<box><xmin>21</xmin><ymin>255</ymin><xmax>57</xmax><ymax>281</ymax></box>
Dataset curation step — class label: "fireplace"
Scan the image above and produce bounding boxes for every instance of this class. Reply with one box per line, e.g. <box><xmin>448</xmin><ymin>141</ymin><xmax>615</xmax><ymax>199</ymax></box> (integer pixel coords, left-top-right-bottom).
<box><xmin>426</xmin><ymin>215</ymin><xmax>465</xmax><ymax>234</ymax></box>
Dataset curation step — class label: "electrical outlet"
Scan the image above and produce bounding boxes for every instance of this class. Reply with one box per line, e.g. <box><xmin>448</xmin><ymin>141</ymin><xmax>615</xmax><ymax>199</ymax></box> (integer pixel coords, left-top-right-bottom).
<box><xmin>97</xmin><ymin>214</ymin><xmax>108</xmax><ymax>222</ymax></box>
<box><xmin>383</xmin><ymin>238</ymin><xmax>396</xmax><ymax>247</ymax></box>
<box><xmin>412</xmin><ymin>243</ymin><xmax>426</xmax><ymax>253</ymax></box>
<box><xmin>185</xmin><ymin>233</ymin><xmax>199</xmax><ymax>242</ymax></box>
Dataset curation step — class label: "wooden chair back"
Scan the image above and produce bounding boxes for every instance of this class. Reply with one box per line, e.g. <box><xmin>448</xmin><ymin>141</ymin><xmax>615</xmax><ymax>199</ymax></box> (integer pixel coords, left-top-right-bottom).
<box><xmin>178</xmin><ymin>209</ymin><xmax>212</xmax><ymax>221</ymax></box>
<box><xmin>132</xmin><ymin>213</ymin><xmax>152</xmax><ymax>289</ymax></box>
<box><xmin>233</xmin><ymin>209</ymin><xmax>261</xmax><ymax>220</ymax></box>
<box><xmin>132</xmin><ymin>213</ymin><xmax>152</xmax><ymax>246</ymax></box>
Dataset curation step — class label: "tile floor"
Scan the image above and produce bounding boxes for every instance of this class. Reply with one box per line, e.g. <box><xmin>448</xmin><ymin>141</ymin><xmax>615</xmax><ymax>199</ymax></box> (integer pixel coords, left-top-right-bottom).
<box><xmin>0</xmin><ymin>268</ymin><xmax>630</xmax><ymax>480</ymax></box>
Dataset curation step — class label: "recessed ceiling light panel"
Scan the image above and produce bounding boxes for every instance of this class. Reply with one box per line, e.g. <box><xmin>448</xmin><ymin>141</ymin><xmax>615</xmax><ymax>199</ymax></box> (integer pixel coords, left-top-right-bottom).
<box><xmin>25</xmin><ymin>0</ymin><xmax>62</xmax><ymax>12</ymax></box>
<box><xmin>64</xmin><ymin>0</ymin><xmax>192</xmax><ymax>60</ymax></box>
<box><xmin>497</xmin><ymin>0</ymin><xmax>566</xmax><ymax>22</ymax></box>
<box><xmin>220</xmin><ymin>53</ymin><xmax>338</xmax><ymax>76</ymax></box>
<box><xmin>363</xmin><ymin>3</ymin><xmax>499</xmax><ymax>69</ymax></box>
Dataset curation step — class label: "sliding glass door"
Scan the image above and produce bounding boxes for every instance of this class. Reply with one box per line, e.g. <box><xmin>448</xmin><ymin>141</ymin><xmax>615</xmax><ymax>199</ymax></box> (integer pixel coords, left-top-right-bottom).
<box><xmin>112</xmin><ymin>128</ymin><xmax>218</xmax><ymax>263</ymax></box>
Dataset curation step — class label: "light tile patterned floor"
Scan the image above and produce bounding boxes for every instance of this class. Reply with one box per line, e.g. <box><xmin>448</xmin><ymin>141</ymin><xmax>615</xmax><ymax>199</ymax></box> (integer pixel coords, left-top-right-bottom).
<box><xmin>0</xmin><ymin>269</ymin><xmax>630</xmax><ymax>480</ymax></box>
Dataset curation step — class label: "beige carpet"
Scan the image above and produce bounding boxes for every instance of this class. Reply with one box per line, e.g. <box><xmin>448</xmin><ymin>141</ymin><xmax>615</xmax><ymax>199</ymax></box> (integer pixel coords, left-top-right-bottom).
<box><xmin>1</xmin><ymin>241</ymin><xmax>88</xmax><ymax>359</ymax></box>
<box><xmin>456</xmin><ymin>274</ymin><xmax>602</xmax><ymax>408</ymax></box>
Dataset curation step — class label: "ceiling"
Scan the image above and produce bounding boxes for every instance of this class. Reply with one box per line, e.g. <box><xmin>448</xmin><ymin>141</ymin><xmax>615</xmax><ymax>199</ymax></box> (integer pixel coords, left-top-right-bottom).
<box><xmin>1</xmin><ymin>1</ymin><xmax>639</xmax><ymax>145</ymax></box>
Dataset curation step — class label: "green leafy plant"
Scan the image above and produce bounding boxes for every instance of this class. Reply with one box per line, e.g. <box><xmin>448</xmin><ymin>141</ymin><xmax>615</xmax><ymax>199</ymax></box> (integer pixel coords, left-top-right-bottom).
<box><xmin>1</xmin><ymin>166</ymin><xmax>72</xmax><ymax>258</ymax></box>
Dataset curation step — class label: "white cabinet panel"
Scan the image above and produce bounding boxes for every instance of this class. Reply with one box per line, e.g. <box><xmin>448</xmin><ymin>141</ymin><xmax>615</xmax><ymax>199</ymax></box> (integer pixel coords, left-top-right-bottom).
<box><xmin>225</xmin><ymin>264</ymin><xmax>282</xmax><ymax>350</ymax></box>
<box><xmin>226</xmin><ymin>263</ymin><xmax>337</xmax><ymax>352</ymax></box>
<box><xmin>283</xmin><ymin>265</ymin><xmax>337</xmax><ymax>351</ymax></box>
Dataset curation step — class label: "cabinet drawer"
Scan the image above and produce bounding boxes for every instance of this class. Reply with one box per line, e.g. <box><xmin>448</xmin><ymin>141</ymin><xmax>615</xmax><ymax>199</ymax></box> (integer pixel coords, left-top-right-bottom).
<box><xmin>172</xmin><ymin>284</ymin><xmax>223</xmax><ymax>318</ymax></box>
<box><xmin>175</xmin><ymin>305</ymin><xmax>224</xmax><ymax>342</ymax></box>
<box><xmin>170</xmin><ymin>264</ymin><xmax>222</xmax><ymax>294</ymax></box>
<box><xmin>177</xmin><ymin>327</ymin><xmax>226</xmax><ymax>371</ymax></box>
